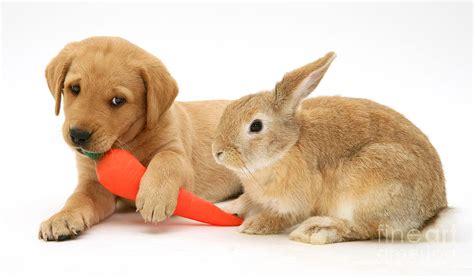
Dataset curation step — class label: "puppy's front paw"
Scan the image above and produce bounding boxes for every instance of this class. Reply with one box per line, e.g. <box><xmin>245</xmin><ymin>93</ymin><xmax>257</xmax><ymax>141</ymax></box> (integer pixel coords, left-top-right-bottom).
<box><xmin>136</xmin><ymin>178</ymin><xmax>179</xmax><ymax>224</ymax></box>
<box><xmin>39</xmin><ymin>210</ymin><xmax>91</xmax><ymax>241</ymax></box>
<box><xmin>239</xmin><ymin>214</ymin><xmax>285</xmax><ymax>235</ymax></box>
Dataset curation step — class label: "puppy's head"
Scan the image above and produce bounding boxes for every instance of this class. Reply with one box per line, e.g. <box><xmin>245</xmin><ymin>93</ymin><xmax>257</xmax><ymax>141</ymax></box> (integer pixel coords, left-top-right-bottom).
<box><xmin>45</xmin><ymin>37</ymin><xmax>178</xmax><ymax>155</ymax></box>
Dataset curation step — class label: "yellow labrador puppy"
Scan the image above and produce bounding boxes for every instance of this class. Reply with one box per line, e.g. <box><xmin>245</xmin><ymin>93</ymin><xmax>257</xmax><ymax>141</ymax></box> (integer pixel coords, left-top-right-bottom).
<box><xmin>39</xmin><ymin>37</ymin><xmax>241</xmax><ymax>241</ymax></box>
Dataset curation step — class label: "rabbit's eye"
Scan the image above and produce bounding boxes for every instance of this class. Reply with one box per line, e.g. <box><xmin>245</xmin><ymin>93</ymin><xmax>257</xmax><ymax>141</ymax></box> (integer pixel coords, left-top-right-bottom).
<box><xmin>250</xmin><ymin>119</ymin><xmax>263</xmax><ymax>133</ymax></box>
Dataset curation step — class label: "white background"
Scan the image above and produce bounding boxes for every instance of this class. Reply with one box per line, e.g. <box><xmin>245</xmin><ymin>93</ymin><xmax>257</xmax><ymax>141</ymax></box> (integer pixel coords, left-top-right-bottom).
<box><xmin>0</xmin><ymin>1</ymin><xmax>472</xmax><ymax>277</ymax></box>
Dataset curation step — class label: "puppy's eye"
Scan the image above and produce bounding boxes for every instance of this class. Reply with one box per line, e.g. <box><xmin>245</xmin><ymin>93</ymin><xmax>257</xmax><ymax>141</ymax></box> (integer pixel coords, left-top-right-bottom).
<box><xmin>111</xmin><ymin>96</ymin><xmax>126</xmax><ymax>107</ymax></box>
<box><xmin>249</xmin><ymin>119</ymin><xmax>263</xmax><ymax>133</ymax></box>
<box><xmin>70</xmin><ymin>84</ymin><xmax>80</xmax><ymax>95</ymax></box>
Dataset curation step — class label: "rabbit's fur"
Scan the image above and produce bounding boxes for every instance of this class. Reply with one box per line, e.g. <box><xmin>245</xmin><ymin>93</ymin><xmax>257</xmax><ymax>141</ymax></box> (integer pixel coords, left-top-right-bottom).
<box><xmin>212</xmin><ymin>52</ymin><xmax>447</xmax><ymax>244</ymax></box>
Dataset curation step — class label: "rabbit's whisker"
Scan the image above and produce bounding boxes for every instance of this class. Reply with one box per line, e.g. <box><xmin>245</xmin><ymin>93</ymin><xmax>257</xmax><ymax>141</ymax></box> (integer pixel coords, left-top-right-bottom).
<box><xmin>237</xmin><ymin>156</ymin><xmax>262</xmax><ymax>189</ymax></box>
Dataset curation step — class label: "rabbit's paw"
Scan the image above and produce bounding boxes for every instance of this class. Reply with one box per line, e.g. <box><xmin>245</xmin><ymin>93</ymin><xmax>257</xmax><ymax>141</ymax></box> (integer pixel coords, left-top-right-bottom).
<box><xmin>239</xmin><ymin>213</ymin><xmax>287</xmax><ymax>235</ymax></box>
<box><xmin>289</xmin><ymin>216</ymin><xmax>350</xmax><ymax>244</ymax></box>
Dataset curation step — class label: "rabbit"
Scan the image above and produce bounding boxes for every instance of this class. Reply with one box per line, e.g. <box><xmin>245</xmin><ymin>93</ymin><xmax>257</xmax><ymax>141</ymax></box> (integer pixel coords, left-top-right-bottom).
<box><xmin>211</xmin><ymin>52</ymin><xmax>447</xmax><ymax>244</ymax></box>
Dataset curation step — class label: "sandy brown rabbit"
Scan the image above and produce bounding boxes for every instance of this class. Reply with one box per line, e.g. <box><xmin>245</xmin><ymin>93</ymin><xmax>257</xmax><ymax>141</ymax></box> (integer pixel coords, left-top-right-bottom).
<box><xmin>211</xmin><ymin>52</ymin><xmax>447</xmax><ymax>244</ymax></box>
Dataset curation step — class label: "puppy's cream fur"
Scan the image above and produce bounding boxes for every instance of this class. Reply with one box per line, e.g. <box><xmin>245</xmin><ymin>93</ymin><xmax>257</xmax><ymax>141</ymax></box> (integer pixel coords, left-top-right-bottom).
<box><xmin>212</xmin><ymin>52</ymin><xmax>447</xmax><ymax>244</ymax></box>
<box><xmin>39</xmin><ymin>37</ymin><xmax>241</xmax><ymax>241</ymax></box>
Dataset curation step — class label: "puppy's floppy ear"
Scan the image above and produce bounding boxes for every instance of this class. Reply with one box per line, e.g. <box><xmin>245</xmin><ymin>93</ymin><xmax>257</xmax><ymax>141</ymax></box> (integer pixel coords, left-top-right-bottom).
<box><xmin>45</xmin><ymin>42</ymin><xmax>77</xmax><ymax>115</ymax></box>
<box><xmin>273</xmin><ymin>52</ymin><xmax>336</xmax><ymax>115</ymax></box>
<box><xmin>140</xmin><ymin>59</ymin><xmax>178</xmax><ymax>129</ymax></box>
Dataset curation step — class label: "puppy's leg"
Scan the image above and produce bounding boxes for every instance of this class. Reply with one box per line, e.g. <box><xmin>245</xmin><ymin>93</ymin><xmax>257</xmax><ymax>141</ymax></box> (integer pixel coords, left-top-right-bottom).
<box><xmin>136</xmin><ymin>150</ymin><xmax>194</xmax><ymax>223</ymax></box>
<box><xmin>289</xmin><ymin>216</ymin><xmax>363</xmax><ymax>244</ymax></box>
<box><xmin>39</xmin><ymin>180</ymin><xmax>116</xmax><ymax>241</ymax></box>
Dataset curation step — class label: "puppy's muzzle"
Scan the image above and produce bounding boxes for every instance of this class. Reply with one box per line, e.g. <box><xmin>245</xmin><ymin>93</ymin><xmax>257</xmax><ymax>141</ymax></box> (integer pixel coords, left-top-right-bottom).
<box><xmin>69</xmin><ymin>128</ymin><xmax>92</xmax><ymax>146</ymax></box>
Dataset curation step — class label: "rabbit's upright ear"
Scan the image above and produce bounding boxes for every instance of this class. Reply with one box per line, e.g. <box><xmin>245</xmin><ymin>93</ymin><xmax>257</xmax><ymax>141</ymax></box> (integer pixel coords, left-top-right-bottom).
<box><xmin>273</xmin><ymin>52</ymin><xmax>336</xmax><ymax>114</ymax></box>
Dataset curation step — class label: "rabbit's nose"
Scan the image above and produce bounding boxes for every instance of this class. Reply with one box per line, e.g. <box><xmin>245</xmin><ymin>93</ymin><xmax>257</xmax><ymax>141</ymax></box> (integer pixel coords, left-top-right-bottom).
<box><xmin>216</xmin><ymin>151</ymin><xmax>224</xmax><ymax>160</ymax></box>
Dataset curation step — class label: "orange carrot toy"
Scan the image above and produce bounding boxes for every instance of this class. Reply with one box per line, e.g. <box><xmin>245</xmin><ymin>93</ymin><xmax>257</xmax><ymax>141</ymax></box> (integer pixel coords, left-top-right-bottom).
<box><xmin>85</xmin><ymin>149</ymin><xmax>243</xmax><ymax>226</ymax></box>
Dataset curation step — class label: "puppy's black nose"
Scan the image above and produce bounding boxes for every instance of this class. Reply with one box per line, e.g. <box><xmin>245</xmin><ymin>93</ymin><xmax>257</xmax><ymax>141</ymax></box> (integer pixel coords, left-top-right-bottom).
<box><xmin>69</xmin><ymin>128</ymin><xmax>92</xmax><ymax>145</ymax></box>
